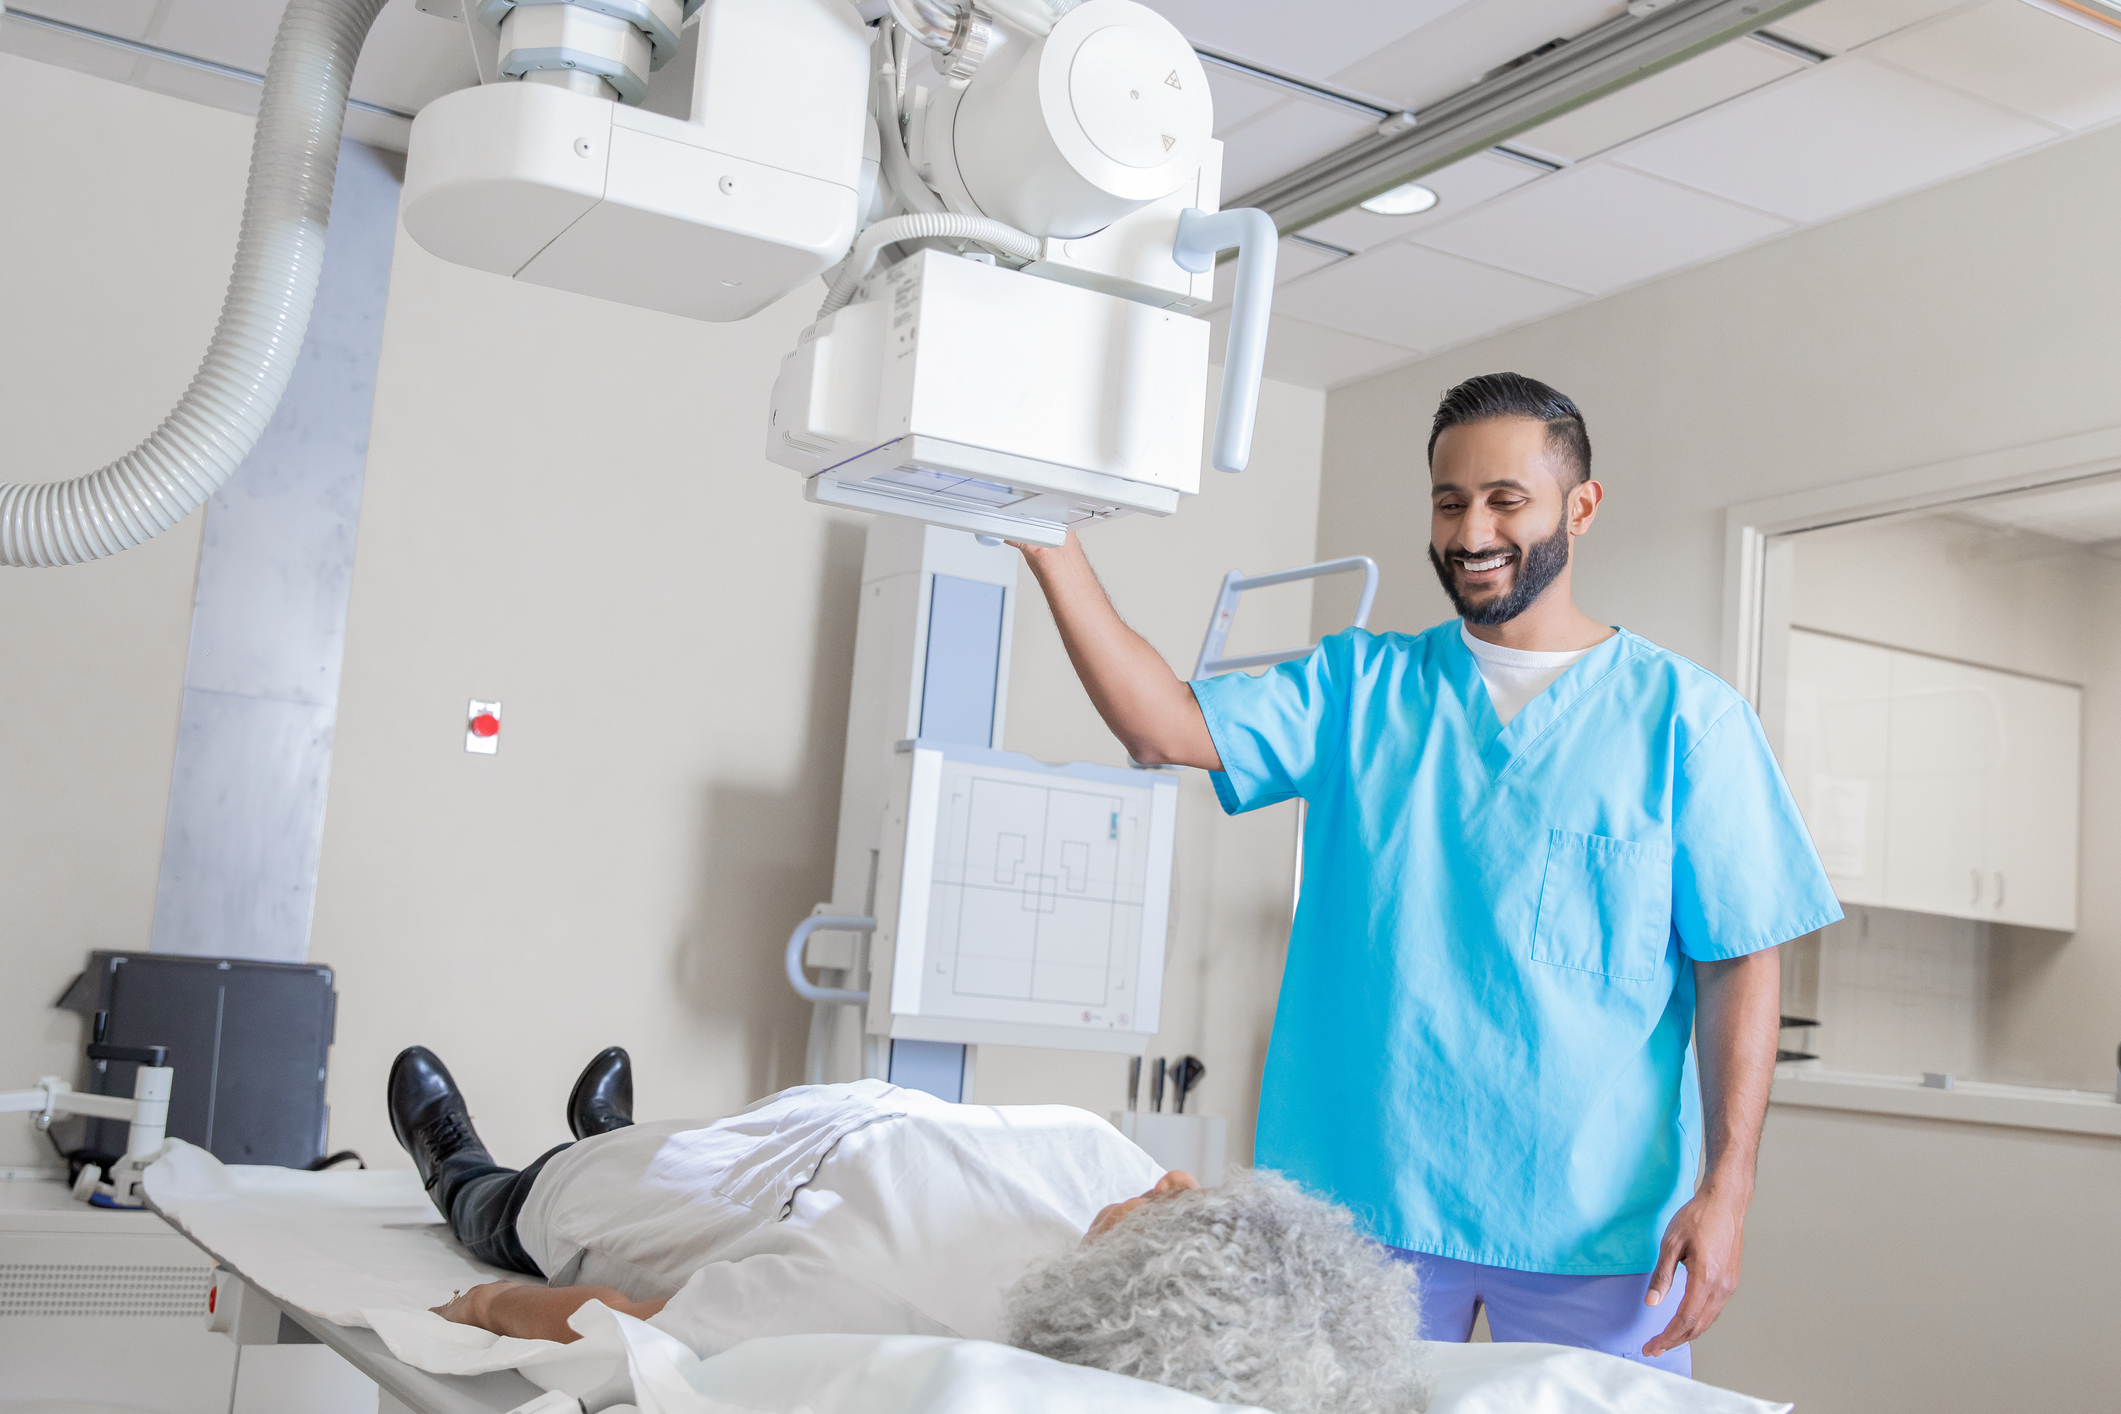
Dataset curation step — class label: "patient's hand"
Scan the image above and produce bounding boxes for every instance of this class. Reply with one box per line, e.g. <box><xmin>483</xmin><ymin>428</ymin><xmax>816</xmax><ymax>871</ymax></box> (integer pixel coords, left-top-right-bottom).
<box><xmin>432</xmin><ymin>1280</ymin><xmax>667</xmax><ymax>1342</ymax></box>
<box><xmin>1086</xmin><ymin>1170</ymin><xmax>1200</xmax><ymax>1239</ymax></box>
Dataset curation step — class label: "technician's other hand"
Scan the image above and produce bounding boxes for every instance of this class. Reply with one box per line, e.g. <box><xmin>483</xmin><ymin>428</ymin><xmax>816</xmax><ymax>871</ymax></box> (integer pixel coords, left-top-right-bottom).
<box><xmin>1642</xmin><ymin>1185</ymin><xmax>1746</xmax><ymax>1358</ymax></box>
<box><xmin>431</xmin><ymin>1280</ymin><xmax>510</xmax><ymax>1332</ymax></box>
<box><xmin>1005</xmin><ymin>529</ymin><xmax>1081</xmax><ymax>563</ymax></box>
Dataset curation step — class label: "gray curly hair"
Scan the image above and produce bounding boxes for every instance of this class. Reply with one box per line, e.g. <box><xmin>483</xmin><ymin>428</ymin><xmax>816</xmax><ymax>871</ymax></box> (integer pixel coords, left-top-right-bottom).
<box><xmin>1006</xmin><ymin>1169</ymin><xmax>1432</xmax><ymax>1413</ymax></box>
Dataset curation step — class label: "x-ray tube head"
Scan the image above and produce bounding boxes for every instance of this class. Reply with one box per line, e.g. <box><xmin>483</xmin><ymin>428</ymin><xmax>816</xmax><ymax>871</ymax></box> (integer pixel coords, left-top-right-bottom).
<box><xmin>940</xmin><ymin>0</ymin><xmax>1214</xmax><ymax>237</ymax></box>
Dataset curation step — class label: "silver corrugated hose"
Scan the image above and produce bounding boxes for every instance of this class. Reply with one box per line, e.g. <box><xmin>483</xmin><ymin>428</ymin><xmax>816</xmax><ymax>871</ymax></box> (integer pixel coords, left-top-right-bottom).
<box><xmin>0</xmin><ymin>0</ymin><xmax>391</xmax><ymax>567</ymax></box>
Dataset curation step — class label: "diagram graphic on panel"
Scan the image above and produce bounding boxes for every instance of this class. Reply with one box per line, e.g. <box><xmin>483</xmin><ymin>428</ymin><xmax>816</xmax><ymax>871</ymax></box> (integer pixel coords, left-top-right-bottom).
<box><xmin>927</xmin><ymin>761</ymin><xmax>1150</xmax><ymax>1013</ymax></box>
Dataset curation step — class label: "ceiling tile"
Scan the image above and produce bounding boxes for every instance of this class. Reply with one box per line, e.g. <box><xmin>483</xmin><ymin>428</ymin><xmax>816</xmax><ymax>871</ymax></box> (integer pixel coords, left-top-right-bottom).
<box><xmin>1201</xmin><ymin>62</ymin><xmax>1291</xmax><ymax>136</ymax></box>
<box><xmin>11</xmin><ymin>0</ymin><xmax>164</xmax><ymax>42</ymax></box>
<box><xmin>1208</xmin><ymin>311</ymin><xmax>1419</xmax><ymax>390</ymax></box>
<box><xmin>1872</xmin><ymin>0</ymin><xmax>2121</xmax><ymax>131</ymax></box>
<box><xmin>1274</xmin><ymin>242</ymin><xmax>1584</xmax><ymax>352</ymax></box>
<box><xmin>1411</xmin><ymin>163</ymin><xmax>1790</xmax><ymax>296</ymax></box>
<box><xmin>1141</xmin><ymin>0</ymin><xmax>1482</xmax><ymax>93</ymax></box>
<box><xmin>1298</xmin><ymin>151</ymin><xmax>1546</xmax><ymax>251</ymax></box>
<box><xmin>148</xmin><ymin>0</ymin><xmax>278</xmax><ymax>73</ymax></box>
<box><xmin>149</xmin><ymin>0</ymin><xmax>470</xmax><ymax>114</ymax></box>
<box><xmin>1615</xmin><ymin>56</ymin><xmax>2056</xmax><ymax>223</ymax></box>
<box><xmin>1330</xmin><ymin>0</ymin><xmax>1626</xmax><ymax>111</ymax></box>
<box><xmin>1767</xmin><ymin>0</ymin><xmax>1973</xmax><ymax>54</ymax></box>
<box><xmin>1</xmin><ymin>18</ymin><xmax>144</xmax><ymax>83</ymax></box>
<box><xmin>1209</xmin><ymin>237</ymin><xmax>1351</xmax><ymax>310</ymax></box>
<box><xmin>130</xmin><ymin>52</ymin><xmax>263</xmax><ymax>117</ymax></box>
<box><xmin>1510</xmin><ymin>38</ymin><xmax>1806</xmax><ymax>163</ymax></box>
<box><xmin>1217</xmin><ymin>101</ymin><xmax>1382</xmax><ymax>201</ymax></box>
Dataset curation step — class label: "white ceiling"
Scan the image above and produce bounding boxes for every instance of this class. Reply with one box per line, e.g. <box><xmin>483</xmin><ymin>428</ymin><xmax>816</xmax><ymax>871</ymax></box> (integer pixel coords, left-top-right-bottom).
<box><xmin>7</xmin><ymin>0</ymin><xmax>2121</xmax><ymax>390</ymax></box>
<box><xmin>1194</xmin><ymin>0</ymin><xmax>2121</xmax><ymax>389</ymax></box>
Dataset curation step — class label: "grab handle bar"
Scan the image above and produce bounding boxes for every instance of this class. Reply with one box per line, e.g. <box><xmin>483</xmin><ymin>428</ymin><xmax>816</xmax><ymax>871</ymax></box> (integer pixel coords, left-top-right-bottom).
<box><xmin>1173</xmin><ymin>207</ymin><xmax>1278</xmax><ymax>473</ymax></box>
<box><xmin>785</xmin><ymin>914</ymin><xmax>875</xmax><ymax>1005</ymax></box>
<box><xmin>1191</xmin><ymin>555</ymin><xmax>1379</xmax><ymax>680</ymax></box>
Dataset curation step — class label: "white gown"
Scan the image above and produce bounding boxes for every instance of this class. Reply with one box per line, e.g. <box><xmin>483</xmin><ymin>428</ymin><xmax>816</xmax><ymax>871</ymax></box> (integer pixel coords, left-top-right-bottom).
<box><xmin>514</xmin><ymin>1078</ymin><xmax>1163</xmax><ymax>1357</ymax></box>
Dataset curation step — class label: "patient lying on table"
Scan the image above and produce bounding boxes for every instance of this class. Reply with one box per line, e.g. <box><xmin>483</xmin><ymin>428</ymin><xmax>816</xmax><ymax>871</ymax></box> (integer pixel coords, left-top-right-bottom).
<box><xmin>389</xmin><ymin>1045</ymin><xmax>1431</xmax><ymax>1414</ymax></box>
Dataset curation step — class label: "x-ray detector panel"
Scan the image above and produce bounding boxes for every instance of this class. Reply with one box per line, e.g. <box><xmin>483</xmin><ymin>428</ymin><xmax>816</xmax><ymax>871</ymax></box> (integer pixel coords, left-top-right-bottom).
<box><xmin>871</xmin><ymin>739</ymin><xmax>1176</xmax><ymax>1053</ymax></box>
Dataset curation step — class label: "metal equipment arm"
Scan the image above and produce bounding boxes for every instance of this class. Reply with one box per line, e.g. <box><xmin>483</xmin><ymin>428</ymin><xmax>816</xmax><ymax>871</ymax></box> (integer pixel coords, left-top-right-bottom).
<box><xmin>3</xmin><ymin>1058</ymin><xmax>175</xmax><ymax>1208</ymax></box>
<box><xmin>1191</xmin><ymin>555</ymin><xmax>1379</xmax><ymax>680</ymax></box>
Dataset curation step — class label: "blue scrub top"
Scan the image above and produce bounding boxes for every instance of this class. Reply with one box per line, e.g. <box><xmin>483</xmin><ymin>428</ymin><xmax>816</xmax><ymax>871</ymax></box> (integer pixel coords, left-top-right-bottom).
<box><xmin>1192</xmin><ymin>623</ymin><xmax>1840</xmax><ymax>1274</ymax></box>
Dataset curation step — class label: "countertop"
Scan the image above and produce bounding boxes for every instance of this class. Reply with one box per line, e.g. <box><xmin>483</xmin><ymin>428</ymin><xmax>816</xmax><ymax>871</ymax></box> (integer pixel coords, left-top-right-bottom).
<box><xmin>1770</xmin><ymin>1066</ymin><xmax>2121</xmax><ymax>1138</ymax></box>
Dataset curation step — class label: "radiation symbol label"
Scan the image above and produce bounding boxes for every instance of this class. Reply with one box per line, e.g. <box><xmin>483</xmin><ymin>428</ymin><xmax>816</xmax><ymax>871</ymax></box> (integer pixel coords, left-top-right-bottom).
<box><xmin>1165</xmin><ymin>70</ymin><xmax>1182</xmax><ymax>88</ymax></box>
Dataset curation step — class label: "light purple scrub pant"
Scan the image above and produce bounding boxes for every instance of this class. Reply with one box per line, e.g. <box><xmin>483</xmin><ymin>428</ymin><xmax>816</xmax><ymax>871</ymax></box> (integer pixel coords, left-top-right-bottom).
<box><xmin>1390</xmin><ymin>1249</ymin><xmax>1692</xmax><ymax>1377</ymax></box>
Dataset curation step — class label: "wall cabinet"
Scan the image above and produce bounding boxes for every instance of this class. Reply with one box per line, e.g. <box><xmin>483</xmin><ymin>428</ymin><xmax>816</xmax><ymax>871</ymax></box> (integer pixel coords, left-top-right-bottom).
<box><xmin>1783</xmin><ymin>629</ymin><xmax>2081</xmax><ymax>931</ymax></box>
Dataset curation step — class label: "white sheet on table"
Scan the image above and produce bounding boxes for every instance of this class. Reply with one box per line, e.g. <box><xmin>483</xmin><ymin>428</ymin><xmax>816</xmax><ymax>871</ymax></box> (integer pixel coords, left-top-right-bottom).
<box><xmin>144</xmin><ymin>1139</ymin><xmax>514</xmax><ymax>1325</ymax></box>
<box><xmin>366</xmin><ymin>1304</ymin><xmax>1793</xmax><ymax>1414</ymax></box>
<box><xmin>145</xmin><ymin>1142</ymin><xmax>1793</xmax><ymax>1414</ymax></box>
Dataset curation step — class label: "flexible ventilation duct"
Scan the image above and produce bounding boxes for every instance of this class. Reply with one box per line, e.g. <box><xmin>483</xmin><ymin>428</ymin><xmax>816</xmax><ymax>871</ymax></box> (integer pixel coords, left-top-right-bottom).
<box><xmin>0</xmin><ymin>0</ymin><xmax>389</xmax><ymax>567</ymax></box>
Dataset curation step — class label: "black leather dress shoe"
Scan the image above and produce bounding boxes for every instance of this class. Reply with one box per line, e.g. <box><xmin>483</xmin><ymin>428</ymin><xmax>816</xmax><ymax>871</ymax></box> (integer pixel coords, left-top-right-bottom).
<box><xmin>387</xmin><ymin>1046</ymin><xmax>493</xmax><ymax>1199</ymax></box>
<box><xmin>566</xmin><ymin>1046</ymin><xmax>634</xmax><ymax>1139</ymax></box>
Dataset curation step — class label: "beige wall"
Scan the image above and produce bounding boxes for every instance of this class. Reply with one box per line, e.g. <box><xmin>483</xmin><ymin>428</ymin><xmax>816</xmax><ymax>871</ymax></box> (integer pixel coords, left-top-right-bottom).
<box><xmin>1313</xmin><ymin>105</ymin><xmax>2121</xmax><ymax>1404</ymax></box>
<box><xmin>0</xmin><ymin>52</ymin><xmax>1321</xmax><ymax>1176</ymax></box>
<box><xmin>985</xmin><ymin>382</ymin><xmax>1325</xmax><ymax>1160</ymax></box>
<box><xmin>1314</xmin><ymin>120</ymin><xmax>2121</xmax><ymax>671</ymax></box>
<box><xmin>310</xmin><ymin>230</ymin><xmax>1322</xmax><ymax>1172</ymax></box>
<box><xmin>0</xmin><ymin>57</ymin><xmax>240</xmax><ymax>1170</ymax></box>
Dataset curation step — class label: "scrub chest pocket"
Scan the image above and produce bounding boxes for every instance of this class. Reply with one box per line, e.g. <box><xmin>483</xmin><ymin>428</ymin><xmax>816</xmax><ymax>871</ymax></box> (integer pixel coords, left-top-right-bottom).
<box><xmin>1530</xmin><ymin>830</ymin><xmax>1673</xmax><ymax>981</ymax></box>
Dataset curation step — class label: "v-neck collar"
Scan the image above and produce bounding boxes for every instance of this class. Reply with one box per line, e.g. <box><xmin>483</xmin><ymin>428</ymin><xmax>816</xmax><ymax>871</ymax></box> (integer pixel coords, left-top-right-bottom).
<box><xmin>1444</xmin><ymin>624</ymin><xmax>1633</xmax><ymax>776</ymax></box>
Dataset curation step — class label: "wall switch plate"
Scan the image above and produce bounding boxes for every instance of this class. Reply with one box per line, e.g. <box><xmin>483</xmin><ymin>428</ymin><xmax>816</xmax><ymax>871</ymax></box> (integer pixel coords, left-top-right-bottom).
<box><xmin>466</xmin><ymin>699</ymin><xmax>501</xmax><ymax>755</ymax></box>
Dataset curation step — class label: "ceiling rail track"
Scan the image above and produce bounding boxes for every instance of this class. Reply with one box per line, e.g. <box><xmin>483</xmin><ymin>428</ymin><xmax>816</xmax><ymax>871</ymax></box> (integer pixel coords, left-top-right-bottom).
<box><xmin>1</xmin><ymin>5</ymin><xmax>416</xmax><ymax>119</ymax></box>
<box><xmin>1234</xmin><ymin>0</ymin><xmax>1825</xmax><ymax>236</ymax></box>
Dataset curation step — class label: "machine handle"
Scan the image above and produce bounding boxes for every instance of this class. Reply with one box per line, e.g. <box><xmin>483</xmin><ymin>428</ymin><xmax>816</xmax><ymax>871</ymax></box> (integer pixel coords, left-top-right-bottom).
<box><xmin>1192</xmin><ymin>555</ymin><xmax>1379</xmax><ymax>680</ymax></box>
<box><xmin>87</xmin><ymin>1043</ymin><xmax>168</xmax><ymax>1067</ymax></box>
<box><xmin>1173</xmin><ymin>208</ymin><xmax>1278</xmax><ymax>474</ymax></box>
<box><xmin>785</xmin><ymin>914</ymin><xmax>876</xmax><ymax>1005</ymax></box>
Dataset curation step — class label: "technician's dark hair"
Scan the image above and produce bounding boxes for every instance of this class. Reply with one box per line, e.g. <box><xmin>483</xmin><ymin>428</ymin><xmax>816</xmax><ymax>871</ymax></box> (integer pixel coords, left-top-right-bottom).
<box><xmin>1426</xmin><ymin>372</ymin><xmax>1591</xmax><ymax>485</ymax></box>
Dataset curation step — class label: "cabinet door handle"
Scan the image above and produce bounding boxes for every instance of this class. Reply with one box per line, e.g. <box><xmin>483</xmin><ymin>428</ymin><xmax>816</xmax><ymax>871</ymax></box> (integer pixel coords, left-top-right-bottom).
<box><xmin>1994</xmin><ymin>871</ymin><xmax>2005</xmax><ymax>909</ymax></box>
<box><xmin>1970</xmin><ymin>868</ymin><xmax>1982</xmax><ymax>905</ymax></box>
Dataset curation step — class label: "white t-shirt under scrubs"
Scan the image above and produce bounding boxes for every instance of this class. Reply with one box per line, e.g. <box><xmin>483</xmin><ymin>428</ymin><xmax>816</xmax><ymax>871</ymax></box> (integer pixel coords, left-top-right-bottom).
<box><xmin>1459</xmin><ymin>622</ymin><xmax>1590</xmax><ymax>727</ymax></box>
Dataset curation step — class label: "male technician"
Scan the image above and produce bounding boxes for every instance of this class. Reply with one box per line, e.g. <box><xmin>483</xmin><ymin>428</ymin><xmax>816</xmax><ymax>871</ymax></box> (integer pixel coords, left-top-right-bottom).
<box><xmin>1013</xmin><ymin>372</ymin><xmax>1839</xmax><ymax>1373</ymax></box>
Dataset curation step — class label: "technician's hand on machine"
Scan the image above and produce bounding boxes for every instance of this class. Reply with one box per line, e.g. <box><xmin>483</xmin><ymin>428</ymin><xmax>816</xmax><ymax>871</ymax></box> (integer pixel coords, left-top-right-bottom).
<box><xmin>1012</xmin><ymin>533</ymin><xmax>1224</xmax><ymax>772</ymax></box>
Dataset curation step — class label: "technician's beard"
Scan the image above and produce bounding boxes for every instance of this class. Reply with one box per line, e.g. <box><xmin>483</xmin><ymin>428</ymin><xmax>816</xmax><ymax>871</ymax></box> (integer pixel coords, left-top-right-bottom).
<box><xmin>1428</xmin><ymin>518</ymin><xmax>1572</xmax><ymax>626</ymax></box>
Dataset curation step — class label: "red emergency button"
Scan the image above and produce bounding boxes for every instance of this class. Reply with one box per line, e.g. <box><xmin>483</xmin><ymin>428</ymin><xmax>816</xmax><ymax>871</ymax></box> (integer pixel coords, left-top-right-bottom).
<box><xmin>470</xmin><ymin>713</ymin><xmax>500</xmax><ymax>738</ymax></box>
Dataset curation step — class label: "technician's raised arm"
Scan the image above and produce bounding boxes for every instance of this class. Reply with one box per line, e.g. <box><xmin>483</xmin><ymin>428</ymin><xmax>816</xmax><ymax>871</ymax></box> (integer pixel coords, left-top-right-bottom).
<box><xmin>1015</xmin><ymin>535</ymin><xmax>1223</xmax><ymax>772</ymax></box>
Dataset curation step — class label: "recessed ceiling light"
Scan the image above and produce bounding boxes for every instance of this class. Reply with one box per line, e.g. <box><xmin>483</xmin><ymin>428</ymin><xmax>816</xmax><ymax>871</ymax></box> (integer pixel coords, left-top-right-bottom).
<box><xmin>1358</xmin><ymin>183</ymin><xmax>1439</xmax><ymax>216</ymax></box>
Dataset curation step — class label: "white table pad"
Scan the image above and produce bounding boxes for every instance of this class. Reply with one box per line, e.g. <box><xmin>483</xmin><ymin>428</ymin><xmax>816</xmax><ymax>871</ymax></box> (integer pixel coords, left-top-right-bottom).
<box><xmin>143</xmin><ymin>1142</ymin><xmax>1793</xmax><ymax>1414</ymax></box>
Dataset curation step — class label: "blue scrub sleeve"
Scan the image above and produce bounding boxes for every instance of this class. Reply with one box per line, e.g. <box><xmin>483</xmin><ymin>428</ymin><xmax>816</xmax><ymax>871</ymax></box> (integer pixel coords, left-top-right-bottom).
<box><xmin>1190</xmin><ymin>631</ymin><xmax>1354</xmax><ymax>815</ymax></box>
<box><xmin>1670</xmin><ymin>701</ymin><xmax>1844</xmax><ymax>960</ymax></box>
